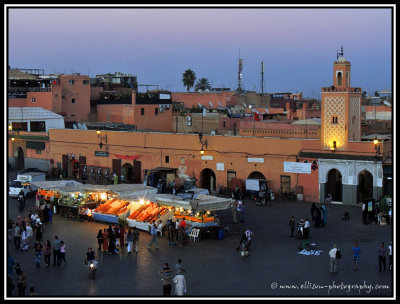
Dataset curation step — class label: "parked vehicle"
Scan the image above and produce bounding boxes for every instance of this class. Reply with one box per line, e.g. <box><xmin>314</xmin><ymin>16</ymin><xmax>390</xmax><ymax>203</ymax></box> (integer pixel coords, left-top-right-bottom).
<box><xmin>246</xmin><ymin>179</ymin><xmax>267</xmax><ymax>201</ymax></box>
<box><xmin>9</xmin><ymin>172</ymin><xmax>46</xmax><ymax>198</ymax></box>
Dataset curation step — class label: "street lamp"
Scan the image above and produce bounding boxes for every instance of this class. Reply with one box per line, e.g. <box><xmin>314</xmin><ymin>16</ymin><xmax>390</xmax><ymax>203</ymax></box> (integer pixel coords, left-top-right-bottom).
<box><xmin>199</xmin><ymin>133</ymin><xmax>208</xmax><ymax>155</ymax></box>
<box><xmin>373</xmin><ymin>136</ymin><xmax>380</xmax><ymax>156</ymax></box>
<box><xmin>97</xmin><ymin>130</ymin><xmax>107</xmax><ymax>150</ymax></box>
<box><xmin>330</xmin><ymin>141</ymin><xmax>337</xmax><ymax>152</ymax></box>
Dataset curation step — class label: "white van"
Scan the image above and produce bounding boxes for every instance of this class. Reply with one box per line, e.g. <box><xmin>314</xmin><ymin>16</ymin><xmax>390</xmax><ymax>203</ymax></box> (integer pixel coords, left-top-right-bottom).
<box><xmin>8</xmin><ymin>180</ymin><xmax>31</xmax><ymax>198</ymax></box>
<box><xmin>9</xmin><ymin>172</ymin><xmax>46</xmax><ymax>198</ymax></box>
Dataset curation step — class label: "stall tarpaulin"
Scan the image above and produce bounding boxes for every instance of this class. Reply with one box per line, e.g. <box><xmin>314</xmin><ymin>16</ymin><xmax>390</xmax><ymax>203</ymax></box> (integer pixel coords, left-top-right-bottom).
<box><xmin>152</xmin><ymin>194</ymin><xmax>193</xmax><ymax>210</ymax></box>
<box><xmin>30</xmin><ymin>180</ymin><xmax>83</xmax><ymax>190</ymax></box>
<box><xmin>191</xmin><ymin>194</ymin><xmax>232</xmax><ymax>212</ymax></box>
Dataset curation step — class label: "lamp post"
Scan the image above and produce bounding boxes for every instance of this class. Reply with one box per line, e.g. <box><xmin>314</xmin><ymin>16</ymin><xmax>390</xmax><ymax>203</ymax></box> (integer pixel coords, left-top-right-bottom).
<box><xmin>97</xmin><ymin>130</ymin><xmax>107</xmax><ymax>150</ymax></box>
<box><xmin>199</xmin><ymin>133</ymin><xmax>208</xmax><ymax>155</ymax></box>
<box><xmin>373</xmin><ymin>136</ymin><xmax>380</xmax><ymax>157</ymax></box>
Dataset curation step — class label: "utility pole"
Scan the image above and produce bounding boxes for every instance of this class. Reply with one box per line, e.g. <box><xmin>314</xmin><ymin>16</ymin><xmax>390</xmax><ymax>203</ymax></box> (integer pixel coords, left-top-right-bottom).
<box><xmin>261</xmin><ymin>61</ymin><xmax>264</xmax><ymax>95</ymax></box>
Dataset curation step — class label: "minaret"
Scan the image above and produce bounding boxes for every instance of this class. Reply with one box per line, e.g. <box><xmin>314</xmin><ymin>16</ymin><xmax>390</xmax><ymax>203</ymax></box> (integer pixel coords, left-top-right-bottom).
<box><xmin>321</xmin><ymin>47</ymin><xmax>362</xmax><ymax>151</ymax></box>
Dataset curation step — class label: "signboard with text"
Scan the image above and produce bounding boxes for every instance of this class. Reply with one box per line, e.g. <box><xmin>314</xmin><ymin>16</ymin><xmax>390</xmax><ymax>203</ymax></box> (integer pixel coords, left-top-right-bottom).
<box><xmin>95</xmin><ymin>151</ymin><xmax>109</xmax><ymax>157</ymax></box>
<box><xmin>284</xmin><ymin>161</ymin><xmax>311</xmax><ymax>174</ymax></box>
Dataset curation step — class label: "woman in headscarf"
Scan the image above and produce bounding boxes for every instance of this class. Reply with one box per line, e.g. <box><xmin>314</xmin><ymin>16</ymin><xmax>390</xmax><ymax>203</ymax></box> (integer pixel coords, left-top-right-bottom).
<box><xmin>310</xmin><ymin>203</ymin><xmax>317</xmax><ymax>221</ymax></box>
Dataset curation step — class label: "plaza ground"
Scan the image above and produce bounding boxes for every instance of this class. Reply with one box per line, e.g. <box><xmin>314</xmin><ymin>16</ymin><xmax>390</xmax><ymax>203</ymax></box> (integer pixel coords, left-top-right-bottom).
<box><xmin>6</xmin><ymin>173</ymin><xmax>393</xmax><ymax>298</ymax></box>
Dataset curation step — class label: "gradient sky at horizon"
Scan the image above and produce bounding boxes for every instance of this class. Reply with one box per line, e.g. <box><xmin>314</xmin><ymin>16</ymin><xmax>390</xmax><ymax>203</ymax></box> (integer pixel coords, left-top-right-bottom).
<box><xmin>7</xmin><ymin>6</ymin><xmax>393</xmax><ymax>98</ymax></box>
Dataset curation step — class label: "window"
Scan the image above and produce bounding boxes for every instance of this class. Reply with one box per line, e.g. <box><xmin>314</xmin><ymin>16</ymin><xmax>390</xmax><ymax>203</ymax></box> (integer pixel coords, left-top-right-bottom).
<box><xmin>72</xmin><ymin>98</ymin><xmax>76</xmax><ymax>104</ymax></box>
<box><xmin>83</xmin><ymin>80</ymin><xmax>89</xmax><ymax>85</ymax></box>
<box><xmin>337</xmin><ymin>72</ymin><xmax>342</xmax><ymax>86</ymax></box>
<box><xmin>227</xmin><ymin>171</ymin><xmax>236</xmax><ymax>188</ymax></box>
<box><xmin>31</xmin><ymin>97</ymin><xmax>36</xmax><ymax>103</ymax></box>
<box><xmin>280</xmin><ymin>176</ymin><xmax>291</xmax><ymax>194</ymax></box>
<box><xmin>36</xmin><ymin>149</ymin><xmax>42</xmax><ymax>154</ymax></box>
<box><xmin>69</xmin><ymin>80</ymin><xmax>75</xmax><ymax>85</ymax></box>
<box><xmin>223</xmin><ymin>121</ymin><xmax>226</xmax><ymax>127</ymax></box>
<box><xmin>71</xmin><ymin>114</ymin><xmax>75</xmax><ymax>117</ymax></box>
<box><xmin>141</xmin><ymin>108</ymin><xmax>145</xmax><ymax>116</ymax></box>
<box><xmin>155</xmin><ymin>108</ymin><xmax>158</xmax><ymax>115</ymax></box>
<box><xmin>332</xmin><ymin>116</ymin><xmax>338</xmax><ymax>124</ymax></box>
<box><xmin>165</xmin><ymin>156</ymin><xmax>169</xmax><ymax>163</ymax></box>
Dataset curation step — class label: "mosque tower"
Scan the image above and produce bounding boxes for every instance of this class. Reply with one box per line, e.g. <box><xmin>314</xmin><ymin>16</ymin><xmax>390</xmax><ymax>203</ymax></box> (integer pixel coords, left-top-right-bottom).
<box><xmin>321</xmin><ymin>46</ymin><xmax>362</xmax><ymax>152</ymax></box>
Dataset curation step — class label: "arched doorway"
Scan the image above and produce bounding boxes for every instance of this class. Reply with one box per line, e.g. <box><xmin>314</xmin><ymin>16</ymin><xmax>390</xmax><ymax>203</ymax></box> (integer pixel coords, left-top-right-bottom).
<box><xmin>200</xmin><ymin>168</ymin><xmax>216</xmax><ymax>192</ymax></box>
<box><xmin>247</xmin><ymin>171</ymin><xmax>266</xmax><ymax>180</ymax></box>
<box><xmin>15</xmin><ymin>147</ymin><xmax>24</xmax><ymax>170</ymax></box>
<box><xmin>358</xmin><ymin>170</ymin><xmax>373</xmax><ymax>203</ymax></box>
<box><xmin>327</xmin><ymin>169</ymin><xmax>342</xmax><ymax>202</ymax></box>
<box><xmin>122</xmin><ymin>163</ymin><xmax>134</xmax><ymax>183</ymax></box>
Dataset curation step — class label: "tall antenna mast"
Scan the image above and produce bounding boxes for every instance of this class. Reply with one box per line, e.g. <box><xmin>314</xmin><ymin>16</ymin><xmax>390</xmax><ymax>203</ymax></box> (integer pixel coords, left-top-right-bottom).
<box><xmin>261</xmin><ymin>61</ymin><xmax>264</xmax><ymax>95</ymax></box>
<box><xmin>237</xmin><ymin>49</ymin><xmax>243</xmax><ymax>94</ymax></box>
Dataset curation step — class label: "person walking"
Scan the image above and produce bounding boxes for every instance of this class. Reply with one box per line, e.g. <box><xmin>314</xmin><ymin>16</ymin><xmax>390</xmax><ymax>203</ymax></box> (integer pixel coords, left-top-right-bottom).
<box><xmin>20</xmin><ymin>225</ymin><xmax>29</xmax><ymax>251</ymax></box>
<box><xmin>60</xmin><ymin>241</ymin><xmax>66</xmax><ymax>264</ymax></box>
<box><xmin>126</xmin><ymin>229</ymin><xmax>134</xmax><ymax>254</ymax></box>
<box><xmin>238</xmin><ymin>199</ymin><xmax>245</xmax><ymax>223</ymax></box>
<box><xmin>352</xmin><ymin>241</ymin><xmax>361</xmax><ymax>271</ymax></box>
<box><xmin>388</xmin><ymin>242</ymin><xmax>393</xmax><ymax>271</ymax></box>
<box><xmin>17</xmin><ymin>270</ymin><xmax>27</xmax><ymax>296</ymax></box>
<box><xmin>304</xmin><ymin>219</ymin><xmax>311</xmax><ymax>239</ymax></box>
<box><xmin>289</xmin><ymin>216</ymin><xmax>296</xmax><ymax>239</ymax></box>
<box><xmin>159</xmin><ymin>263</ymin><xmax>174</xmax><ymax>296</ymax></box>
<box><xmin>97</xmin><ymin>229</ymin><xmax>103</xmax><ymax>251</ymax></box>
<box><xmin>7</xmin><ymin>253</ymin><xmax>15</xmax><ymax>278</ymax></box>
<box><xmin>53</xmin><ymin>236</ymin><xmax>61</xmax><ymax>266</ymax></box>
<box><xmin>175</xmin><ymin>259</ymin><xmax>187</xmax><ymax>274</ymax></box>
<box><xmin>329</xmin><ymin>244</ymin><xmax>339</xmax><ymax>273</ymax></box>
<box><xmin>148</xmin><ymin>222</ymin><xmax>159</xmax><ymax>250</ymax></box>
<box><xmin>378</xmin><ymin>242</ymin><xmax>387</xmax><ymax>272</ymax></box>
<box><xmin>48</xmin><ymin>206</ymin><xmax>53</xmax><ymax>224</ymax></box>
<box><xmin>8</xmin><ymin>219</ymin><xmax>14</xmax><ymax>242</ymax></box>
<box><xmin>102</xmin><ymin>228</ymin><xmax>109</xmax><ymax>253</ymax></box>
<box><xmin>118</xmin><ymin>224</ymin><xmax>126</xmax><ymax>248</ymax></box>
<box><xmin>231</xmin><ymin>200</ymin><xmax>238</xmax><ymax>224</ymax></box>
<box><xmin>26</xmin><ymin>223</ymin><xmax>33</xmax><ymax>245</ymax></box>
<box><xmin>133</xmin><ymin>226</ymin><xmax>140</xmax><ymax>252</ymax></box>
<box><xmin>310</xmin><ymin>203</ymin><xmax>317</xmax><ymax>221</ymax></box>
<box><xmin>321</xmin><ymin>205</ymin><xmax>327</xmax><ymax>226</ymax></box>
<box><xmin>43</xmin><ymin>240</ymin><xmax>51</xmax><ymax>267</ymax></box>
<box><xmin>33</xmin><ymin>241</ymin><xmax>42</xmax><ymax>268</ymax></box>
<box><xmin>14</xmin><ymin>223</ymin><xmax>21</xmax><ymax>250</ymax></box>
<box><xmin>35</xmin><ymin>192</ymin><xmax>41</xmax><ymax>210</ymax></box>
<box><xmin>173</xmin><ymin>271</ymin><xmax>187</xmax><ymax>296</ymax></box>
<box><xmin>244</xmin><ymin>228</ymin><xmax>254</xmax><ymax>251</ymax></box>
<box><xmin>166</xmin><ymin>219</ymin><xmax>175</xmax><ymax>246</ymax></box>
<box><xmin>35</xmin><ymin>222</ymin><xmax>43</xmax><ymax>243</ymax></box>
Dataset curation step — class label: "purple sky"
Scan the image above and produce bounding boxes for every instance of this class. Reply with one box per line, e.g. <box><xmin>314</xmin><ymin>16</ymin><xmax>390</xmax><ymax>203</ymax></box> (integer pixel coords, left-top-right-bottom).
<box><xmin>7</xmin><ymin>6</ymin><xmax>393</xmax><ymax>98</ymax></box>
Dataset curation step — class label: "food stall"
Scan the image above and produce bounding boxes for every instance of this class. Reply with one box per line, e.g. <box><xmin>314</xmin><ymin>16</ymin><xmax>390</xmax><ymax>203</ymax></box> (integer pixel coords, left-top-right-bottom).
<box><xmin>90</xmin><ymin>184</ymin><xmax>158</xmax><ymax>224</ymax></box>
<box><xmin>125</xmin><ymin>195</ymin><xmax>175</xmax><ymax>232</ymax></box>
<box><xmin>152</xmin><ymin>193</ymin><xmax>232</xmax><ymax>228</ymax></box>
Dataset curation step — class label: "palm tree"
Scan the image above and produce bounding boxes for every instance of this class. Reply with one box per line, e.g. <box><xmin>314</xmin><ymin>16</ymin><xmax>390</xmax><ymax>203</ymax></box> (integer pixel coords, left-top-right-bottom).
<box><xmin>182</xmin><ymin>69</ymin><xmax>196</xmax><ymax>92</ymax></box>
<box><xmin>195</xmin><ymin>77</ymin><xmax>212</xmax><ymax>92</ymax></box>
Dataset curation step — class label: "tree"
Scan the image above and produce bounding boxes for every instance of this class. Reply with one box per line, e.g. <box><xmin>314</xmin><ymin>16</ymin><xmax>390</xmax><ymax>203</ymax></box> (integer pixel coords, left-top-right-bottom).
<box><xmin>182</xmin><ymin>69</ymin><xmax>196</xmax><ymax>92</ymax></box>
<box><xmin>195</xmin><ymin>78</ymin><xmax>212</xmax><ymax>92</ymax></box>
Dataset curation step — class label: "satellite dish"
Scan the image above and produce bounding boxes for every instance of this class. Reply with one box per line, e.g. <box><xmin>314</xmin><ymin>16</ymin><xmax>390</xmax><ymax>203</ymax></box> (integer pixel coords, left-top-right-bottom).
<box><xmin>265</xmin><ymin>108</ymin><xmax>269</xmax><ymax>114</ymax></box>
<box><xmin>82</xmin><ymin>123</ymin><xmax>88</xmax><ymax>130</ymax></box>
<box><xmin>77</xmin><ymin>123</ymin><xmax>83</xmax><ymax>129</ymax></box>
<box><xmin>210</xmin><ymin>130</ymin><xmax>216</xmax><ymax>135</ymax></box>
<box><xmin>198</xmin><ymin>103</ymin><xmax>202</xmax><ymax>108</ymax></box>
<box><xmin>73</xmin><ymin>124</ymin><xmax>77</xmax><ymax>129</ymax></box>
<box><xmin>209</xmin><ymin>101</ymin><xmax>213</xmax><ymax>107</ymax></box>
<box><xmin>218</xmin><ymin>102</ymin><xmax>223</xmax><ymax>107</ymax></box>
<box><xmin>243</xmin><ymin>102</ymin><xmax>247</xmax><ymax>108</ymax></box>
<box><xmin>254</xmin><ymin>109</ymin><xmax>260</xmax><ymax>114</ymax></box>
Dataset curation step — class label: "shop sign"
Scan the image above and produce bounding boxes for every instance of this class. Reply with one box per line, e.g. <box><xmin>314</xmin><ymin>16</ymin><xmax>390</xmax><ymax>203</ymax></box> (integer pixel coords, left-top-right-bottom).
<box><xmin>216</xmin><ymin>163</ymin><xmax>224</xmax><ymax>171</ymax></box>
<box><xmin>247</xmin><ymin>157</ymin><xmax>264</xmax><ymax>163</ymax></box>
<box><xmin>201</xmin><ymin>155</ymin><xmax>213</xmax><ymax>161</ymax></box>
<box><xmin>95</xmin><ymin>151</ymin><xmax>109</xmax><ymax>157</ymax></box>
<box><xmin>284</xmin><ymin>161</ymin><xmax>311</xmax><ymax>174</ymax></box>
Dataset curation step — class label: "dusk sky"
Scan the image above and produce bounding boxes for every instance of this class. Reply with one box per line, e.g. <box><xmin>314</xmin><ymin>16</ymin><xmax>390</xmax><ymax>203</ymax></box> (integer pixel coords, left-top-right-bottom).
<box><xmin>7</xmin><ymin>5</ymin><xmax>393</xmax><ymax>98</ymax></box>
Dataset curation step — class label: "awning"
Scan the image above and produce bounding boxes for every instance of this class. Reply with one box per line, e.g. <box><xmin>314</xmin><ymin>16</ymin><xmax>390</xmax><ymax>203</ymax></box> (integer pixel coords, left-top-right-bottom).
<box><xmin>112</xmin><ymin>153</ymin><xmax>142</xmax><ymax>160</ymax></box>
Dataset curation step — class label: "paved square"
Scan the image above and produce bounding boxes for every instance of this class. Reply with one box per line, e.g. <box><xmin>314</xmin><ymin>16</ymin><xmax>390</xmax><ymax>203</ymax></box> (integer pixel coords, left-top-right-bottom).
<box><xmin>6</xmin><ymin>177</ymin><xmax>393</xmax><ymax>298</ymax></box>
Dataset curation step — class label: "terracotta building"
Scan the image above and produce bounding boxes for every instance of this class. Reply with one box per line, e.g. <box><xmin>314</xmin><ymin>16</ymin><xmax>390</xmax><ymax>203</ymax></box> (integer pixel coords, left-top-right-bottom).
<box><xmin>8</xmin><ymin>71</ymin><xmax>91</xmax><ymax>123</ymax></box>
<box><xmin>7</xmin><ymin>51</ymin><xmax>391</xmax><ymax>204</ymax></box>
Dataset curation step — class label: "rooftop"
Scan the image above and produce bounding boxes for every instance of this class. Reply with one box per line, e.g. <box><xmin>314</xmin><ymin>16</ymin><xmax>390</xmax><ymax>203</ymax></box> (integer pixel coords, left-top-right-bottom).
<box><xmin>8</xmin><ymin>107</ymin><xmax>64</xmax><ymax>120</ymax></box>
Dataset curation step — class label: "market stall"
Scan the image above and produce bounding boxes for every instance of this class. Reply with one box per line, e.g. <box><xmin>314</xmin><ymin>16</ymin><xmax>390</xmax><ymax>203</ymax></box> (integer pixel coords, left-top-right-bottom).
<box><xmin>89</xmin><ymin>185</ymin><xmax>158</xmax><ymax>224</ymax></box>
<box><xmin>125</xmin><ymin>196</ymin><xmax>175</xmax><ymax>231</ymax></box>
<box><xmin>152</xmin><ymin>194</ymin><xmax>232</xmax><ymax>228</ymax></box>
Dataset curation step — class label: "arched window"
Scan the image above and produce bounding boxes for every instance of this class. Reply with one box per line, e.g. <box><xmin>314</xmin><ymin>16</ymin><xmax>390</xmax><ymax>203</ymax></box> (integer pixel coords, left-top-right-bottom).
<box><xmin>337</xmin><ymin>72</ymin><xmax>342</xmax><ymax>86</ymax></box>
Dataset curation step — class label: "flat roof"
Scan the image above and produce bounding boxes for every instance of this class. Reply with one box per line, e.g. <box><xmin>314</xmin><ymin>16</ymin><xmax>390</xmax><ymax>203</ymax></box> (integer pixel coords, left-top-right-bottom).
<box><xmin>8</xmin><ymin>107</ymin><xmax>64</xmax><ymax>120</ymax></box>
